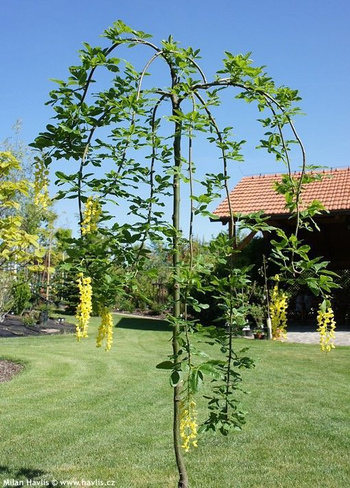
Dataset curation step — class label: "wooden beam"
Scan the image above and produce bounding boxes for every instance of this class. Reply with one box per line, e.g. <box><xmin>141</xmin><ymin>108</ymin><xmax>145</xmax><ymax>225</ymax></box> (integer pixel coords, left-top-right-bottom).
<box><xmin>237</xmin><ymin>230</ymin><xmax>258</xmax><ymax>251</ymax></box>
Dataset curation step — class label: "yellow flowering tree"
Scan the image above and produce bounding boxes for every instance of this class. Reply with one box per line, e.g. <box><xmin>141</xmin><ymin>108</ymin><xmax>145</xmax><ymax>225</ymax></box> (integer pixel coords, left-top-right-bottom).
<box><xmin>180</xmin><ymin>399</ymin><xmax>198</xmax><ymax>452</ymax></box>
<box><xmin>0</xmin><ymin>152</ymin><xmax>45</xmax><ymax>316</ymax></box>
<box><xmin>33</xmin><ymin>156</ymin><xmax>50</xmax><ymax>210</ymax></box>
<box><xmin>73</xmin><ymin>193</ymin><xmax>124</xmax><ymax>351</ymax></box>
<box><xmin>269</xmin><ymin>227</ymin><xmax>339</xmax><ymax>350</ymax></box>
<box><xmin>75</xmin><ymin>273</ymin><xmax>92</xmax><ymax>339</ymax></box>
<box><xmin>96</xmin><ymin>305</ymin><xmax>114</xmax><ymax>351</ymax></box>
<box><xmin>317</xmin><ymin>300</ymin><xmax>336</xmax><ymax>352</ymax></box>
<box><xmin>31</xmin><ymin>21</ymin><xmax>339</xmax><ymax>487</ymax></box>
<box><xmin>269</xmin><ymin>275</ymin><xmax>288</xmax><ymax>340</ymax></box>
<box><xmin>81</xmin><ymin>196</ymin><xmax>102</xmax><ymax>235</ymax></box>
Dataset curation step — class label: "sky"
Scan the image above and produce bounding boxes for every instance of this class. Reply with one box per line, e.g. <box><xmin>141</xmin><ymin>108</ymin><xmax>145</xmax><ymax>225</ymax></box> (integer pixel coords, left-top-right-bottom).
<box><xmin>1</xmin><ymin>0</ymin><xmax>349</xmax><ymax>240</ymax></box>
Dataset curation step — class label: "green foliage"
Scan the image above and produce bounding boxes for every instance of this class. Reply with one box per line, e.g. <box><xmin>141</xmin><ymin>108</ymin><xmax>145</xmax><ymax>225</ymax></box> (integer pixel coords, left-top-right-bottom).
<box><xmin>11</xmin><ymin>280</ymin><xmax>32</xmax><ymax>315</ymax></box>
<box><xmin>187</xmin><ymin>234</ymin><xmax>269</xmax><ymax>326</ymax></box>
<box><xmin>0</xmin><ymin>152</ymin><xmax>39</xmax><ymax>264</ymax></box>
<box><xmin>270</xmin><ymin>228</ymin><xmax>339</xmax><ymax>295</ymax></box>
<box><xmin>197</xmin><ymin>325</ymin><xmax>255</xmax><ymax>435</ymax></box>
<box><xmin>248</xmin><ymin>303</ymin><xmax>266</xmax><ymax>328</ymax></box>
<box><xmin>22</xmin><ymin>310</ymin><xmax>39</xmax><ymax>326</ymax></box>
<box><xmin>0</xmin><ymin>151</ymin><xmax>47</xmax><ymax>315</ymax></box>
<box><xmin>30</xmin><ymin>20</ymin><xmax>338</xmax><ymax>486</ymax></box>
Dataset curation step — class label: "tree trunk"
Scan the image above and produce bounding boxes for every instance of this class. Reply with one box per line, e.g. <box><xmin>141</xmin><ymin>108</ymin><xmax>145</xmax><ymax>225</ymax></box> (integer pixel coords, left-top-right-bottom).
<box><xmin>172</xmin><ymin>96</ymin><xmax>189</xmax><ymax>488</ymax></box>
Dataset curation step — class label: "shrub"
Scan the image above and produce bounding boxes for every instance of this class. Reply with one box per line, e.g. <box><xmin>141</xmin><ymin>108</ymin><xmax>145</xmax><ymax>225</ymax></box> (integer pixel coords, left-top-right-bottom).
<box><xmin>11</xmin><ymin>281</ymin><xmax>32</xmax><ymax>315</ymax></box>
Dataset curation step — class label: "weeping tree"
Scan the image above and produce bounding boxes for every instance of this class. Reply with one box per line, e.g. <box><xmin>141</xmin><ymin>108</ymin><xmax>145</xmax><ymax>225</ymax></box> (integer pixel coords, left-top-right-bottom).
<box><xmin>31</xmin><ymin>21</ymin><xmax>337</xmax><ymax>487</ymax></box>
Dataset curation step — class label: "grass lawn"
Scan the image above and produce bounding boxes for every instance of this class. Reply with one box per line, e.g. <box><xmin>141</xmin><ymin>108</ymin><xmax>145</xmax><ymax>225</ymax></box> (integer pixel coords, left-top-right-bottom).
<box><xmin>0</xmin><ymin>315</ymin><xmax>349</xmax><ymax>488</ymax></box>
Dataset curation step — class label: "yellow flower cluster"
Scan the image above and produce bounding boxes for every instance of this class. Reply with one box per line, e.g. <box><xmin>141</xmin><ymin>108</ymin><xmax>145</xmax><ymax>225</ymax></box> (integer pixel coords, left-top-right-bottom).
<box><xmin>75</xmin><ymin>273</ymin><xmax>92</xmax><ymax>340</ymax></box>
<box><xmin>96</xmin><ymin>306</ymin><xmax>114</xmax><ymax>351</ymax></box>
<box><xmin>317</xmin><ymin>305</ymin><xmax>336</xmax><ymax>352</ymax></box>
<box><xmin>34</xmin><ymin>157</ymin><xmax>50</xmax><ymax>209</ymax></box>
<box><xmin>180</xmin><ymin>399</ymin><xmax>198</xmax><ymax>452</ymax></box>
<box><xmin>81</xmin><ymin>196</ymin><xmax>102</xmax><ymax>235</ymax></box>
<box><xmin>269</xmin><ymin>276</ymin><xmax>288</xmax><ymax>340</ymax></box>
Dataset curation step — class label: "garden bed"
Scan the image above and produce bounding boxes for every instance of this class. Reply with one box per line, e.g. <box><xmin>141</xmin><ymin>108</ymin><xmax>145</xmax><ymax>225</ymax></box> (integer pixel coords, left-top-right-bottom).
<box><xmin>0</xmin><ymin>315</ymin><xmax>75</xmax><ymax>338</ymax></box>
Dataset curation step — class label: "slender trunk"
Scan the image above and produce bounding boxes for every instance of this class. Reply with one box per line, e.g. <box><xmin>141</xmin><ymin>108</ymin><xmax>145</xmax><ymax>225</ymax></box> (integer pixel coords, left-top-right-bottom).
<box><xmin>172</xmin><ymin>96</ymin><xmax>189</xmax><ymax>488</ymax></box>
<box><xmin>46</xmin><ymin>231</ymin><xmax>53</xmax><ymax>302</ymax></box>
<box><xmin>228</xmin><ymin>217</ymin><xmax>236</xmax><ymax>269</ymax></box>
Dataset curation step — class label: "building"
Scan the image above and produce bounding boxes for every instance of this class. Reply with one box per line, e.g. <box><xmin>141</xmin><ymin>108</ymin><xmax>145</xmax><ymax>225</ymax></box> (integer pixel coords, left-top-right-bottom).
<box><xmin>213</xmin><ymin>167</ymin><xmax>350</xmax><ymax>269</ymax></box>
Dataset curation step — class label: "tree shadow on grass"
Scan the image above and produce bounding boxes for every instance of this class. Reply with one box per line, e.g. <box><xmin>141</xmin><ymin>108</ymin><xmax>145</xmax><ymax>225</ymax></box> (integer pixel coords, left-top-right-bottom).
<box><xmin>115</xmin><ymin>316</ymin><xmax>171</xmax><ymax>332</ymax></box>
<box><xmin>0</xmin><ymin>466</ymin><xmax>58</xmax><ymax>486</ymax></box>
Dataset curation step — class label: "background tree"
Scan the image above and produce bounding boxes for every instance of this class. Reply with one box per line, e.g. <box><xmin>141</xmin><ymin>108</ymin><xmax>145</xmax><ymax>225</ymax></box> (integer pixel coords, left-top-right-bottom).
<box><xmin>0</xmin><ymin>152</ymin><xmax>44</xmax><ymax>318</ymax></box>
<box><xmin>0</xmin><ymin>125</ymin><xmax>69</xmax><ymax>317</ymax></box>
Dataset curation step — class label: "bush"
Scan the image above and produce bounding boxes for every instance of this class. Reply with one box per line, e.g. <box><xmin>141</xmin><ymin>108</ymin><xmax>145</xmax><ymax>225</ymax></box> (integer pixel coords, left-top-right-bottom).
<box><xmin>115</xmin><ymin>296</ymin><xmax>135</xmax><ymax>313</ymax></box>
<box><xmin>22</xmin><ymin>310</ymin><xmax>39</xmax><ymax>326</ymax></box>
<box><xmin>11</xmin><ymin>281</ymin><xmax>32</xmax><ymax>315</ymax></box>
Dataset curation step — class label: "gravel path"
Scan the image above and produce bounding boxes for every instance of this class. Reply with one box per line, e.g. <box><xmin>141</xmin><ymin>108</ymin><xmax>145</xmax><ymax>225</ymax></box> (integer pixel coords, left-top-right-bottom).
<box><xmin>286</xmin><ymin>330</ymin><xmax>350</xmax><ymax>346</ymax></box>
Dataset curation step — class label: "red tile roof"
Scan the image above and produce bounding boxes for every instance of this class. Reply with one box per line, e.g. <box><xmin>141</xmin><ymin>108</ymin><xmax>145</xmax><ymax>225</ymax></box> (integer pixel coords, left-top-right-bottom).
<box><xmin>213</xmin><ymin>167</ymin><xmax>350</xmax><ymax>219</ymax></box>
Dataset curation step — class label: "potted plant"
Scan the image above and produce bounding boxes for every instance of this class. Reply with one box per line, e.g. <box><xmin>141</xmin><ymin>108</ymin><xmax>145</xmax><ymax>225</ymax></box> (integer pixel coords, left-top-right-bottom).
<box><xmin>249</xmin><ymin>303</ymin><xmax>266</xmax><ymax>339</ymax></box>
<box><xmin>253</xmin><ymin>327</ymin><xmax>265</xmax><ymax>339</ymax></box>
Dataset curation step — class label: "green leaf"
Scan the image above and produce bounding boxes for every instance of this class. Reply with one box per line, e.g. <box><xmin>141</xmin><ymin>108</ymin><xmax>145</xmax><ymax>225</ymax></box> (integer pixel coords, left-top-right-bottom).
<box><xmin>156</xmin><ymin>361</ymin><xmax>174</xmax><ymax>370</ymax></box>
<box><xmin>170</xmin><ymin>370</ymin><xmax>181</xmax><ymax>387</ymax></box>
<box><xmin>55</xmin><ymin>171</ymin><xmax>78</xmax><ymax>183</ymax></box>
<box><xmin>189</xmin><ymin>368</ymin><xmax>203</xmax><ymax>393</ymax></box>
<box><xmin>198</xmin><ymin>361</ymin><xmax>223</xmax><ymax>379</ymax></box>
<box><xmin>319</xmin><ymin>299</ymin><xmax>328</xmax><ymax>314</ymax></box>
<box><xmin>306</xmin><ymin>279</ymin><xmax>320</xmax><ymax>296</ymax></box>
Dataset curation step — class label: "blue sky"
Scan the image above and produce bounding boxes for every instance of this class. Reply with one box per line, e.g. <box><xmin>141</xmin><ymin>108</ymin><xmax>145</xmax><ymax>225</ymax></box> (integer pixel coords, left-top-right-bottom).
<box><xmin>1</xmin><ymin>0</ymin><xmax>349</xmax><ymax>239</ymax></box>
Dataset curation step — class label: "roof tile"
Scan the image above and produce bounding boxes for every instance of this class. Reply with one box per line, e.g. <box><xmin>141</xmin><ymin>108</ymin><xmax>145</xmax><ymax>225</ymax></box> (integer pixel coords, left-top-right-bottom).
<box><xmin>213</xmin><ymin>168</ymin><xmax>350</xmax><ymax>218</ymax></box>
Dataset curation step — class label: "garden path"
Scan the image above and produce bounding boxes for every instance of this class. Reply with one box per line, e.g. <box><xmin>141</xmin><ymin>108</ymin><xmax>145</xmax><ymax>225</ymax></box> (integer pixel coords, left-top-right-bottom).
<box><xmin>286</xmin><ymin>329</ymin><xmax>350</xmax><ymax>346</ymax></box>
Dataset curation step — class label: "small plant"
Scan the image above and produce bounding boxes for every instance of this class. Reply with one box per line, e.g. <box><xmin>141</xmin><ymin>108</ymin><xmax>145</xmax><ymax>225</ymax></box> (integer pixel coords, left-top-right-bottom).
<box><xmin>253</xmin><ymin>327</ymin><xmax>265</xmax><ymax>340</ymax></box>
<box><xmin>249</xmin><ymin>303</ymin><xmax>266</xmax><ymax>329</ymax></box>
<box><xmin>37</xmin><ymin>303</ymin><xmax>56</xmax><ymax>317</ymax></box>
<box><xmin>11</xmin><ymin>280</ymin><xmax>32</xmax><ymax>315</ymax></box>
<box><xmin>115</xmin><ymin>296</ymin><xmax>135</xmax><ymax>313</ymax></box>
<box><xmin>22</xmin><ymin>311</ymin><xmax>39</xmax><ymax>327</ymax></box>
<box><xmin>148</xmin><ymin>301</ymin><xmax>165</xmax><ymax>316</ymax></box>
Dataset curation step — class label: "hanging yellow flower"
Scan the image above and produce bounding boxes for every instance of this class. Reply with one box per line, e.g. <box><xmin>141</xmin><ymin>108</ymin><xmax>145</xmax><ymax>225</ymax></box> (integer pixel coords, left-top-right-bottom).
<box><xmin>317</xmin><ymin>303</ymin><xmax>336</xmax><ymax>352</ymax></box>
<box><xmin>96</xmin><ymin>306</ymin><xmax>114</xmax><ymax>351</ymax></box>
<box><xmin>180</xmin><ymin>399</ymin><xmax>198</xmax><ymax>452</ymax></box>
<box><xmin>269</xmin><ymin>275</ymin><xmax>288</xmax><ymax>340</ymax></box>
<box><xmin>33</xmin><ymin>157</ymin><xmax>50</xmax><ymax>209</ymax></box>
<box><xmin>81</xmin><ymin>196</ymin><xmax>102</xmax><ymax>235</ymax></box>
<box><xmin>75</xmin><ymin>273</ymin><xmax>92</xmax><ymax>340</ymax></box>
